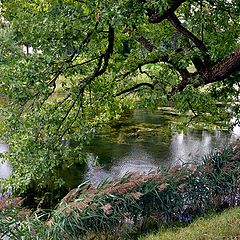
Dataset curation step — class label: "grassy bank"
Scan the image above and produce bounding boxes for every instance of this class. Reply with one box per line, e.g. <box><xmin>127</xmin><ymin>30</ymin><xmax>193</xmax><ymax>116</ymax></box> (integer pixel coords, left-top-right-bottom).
<box><xmin>140</xmin><ymin>207</ymin><xmax>240</xmax><ymax>240</ymax></box>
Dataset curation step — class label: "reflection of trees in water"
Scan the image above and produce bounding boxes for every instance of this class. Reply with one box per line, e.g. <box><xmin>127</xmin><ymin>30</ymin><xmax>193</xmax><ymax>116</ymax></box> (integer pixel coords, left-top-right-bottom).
<box><xmin>84</xmin><ymin>126</ymin><xmax>240</xmax><ymax>186</ymax></box>
<box><xmin>170</xmin><ymin>130</ymin><xmax>236</xmax><ymax>164</ymax></box>
<box><xmin>85</xmin><ymin>147</ymin><xmax>158</xmax><ymax>186</ymax></box>
<box><xmin>1</xmin><ymin>111</ymin><xmax>240</xmax><ymax>186</ymax></box>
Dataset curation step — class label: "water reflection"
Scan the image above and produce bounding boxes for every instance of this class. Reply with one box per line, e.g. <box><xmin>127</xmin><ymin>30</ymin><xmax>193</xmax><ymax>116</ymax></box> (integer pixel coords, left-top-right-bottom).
<box><xmin>85</xmin><ymin>111</ymin><xmax>240</xmax><ymax>186</ymax></box>
<box><xmin>169</xmin><ymin>130</ymin><xmax>231</xmax><ymax>164</ymax></box>
<box><xmin>0</xmin><ymin>143</ymin><xmax>11</xmax><ymax>179</ymax></box>
<box><xmin>85</xmin><ymin>147</ymin><xmax>158</xmax><ymax>186</ymax></box>
<box><xmin>1</xmin><ymin>110</ymin><xmax>240</xmax><ymax>189</ymax></box>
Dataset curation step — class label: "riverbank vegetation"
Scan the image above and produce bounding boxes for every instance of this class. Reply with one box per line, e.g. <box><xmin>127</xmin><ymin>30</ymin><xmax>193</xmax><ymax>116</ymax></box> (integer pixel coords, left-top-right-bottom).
<box><xmin>1</xmin><ymin>143</ymin><xmax>240</xmax><ymax>239</ymax></box>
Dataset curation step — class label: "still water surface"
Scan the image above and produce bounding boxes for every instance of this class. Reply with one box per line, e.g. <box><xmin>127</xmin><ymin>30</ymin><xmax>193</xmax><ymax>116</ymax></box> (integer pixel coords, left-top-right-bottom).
<box><xmin>84</xmin><ymin>110</ymin><xmax>240</xmax><ymax>185</ymax></box>
<box><xmin>1</xmin><ymin>110</ymin><xmax>240</xmax><ymax>187</ymax></box>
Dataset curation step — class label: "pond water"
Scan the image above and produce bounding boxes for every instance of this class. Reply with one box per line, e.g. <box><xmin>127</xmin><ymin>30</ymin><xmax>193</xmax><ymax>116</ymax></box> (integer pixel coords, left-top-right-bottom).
<box><xmin>83</xmin><ymin>109</ymin><xmax>240</xmax><ymax>186</ymax></box>
<box><xmin>1</xmin><ymin>109</ymin><xmax>240</xmax><ymax>188</ymax></box>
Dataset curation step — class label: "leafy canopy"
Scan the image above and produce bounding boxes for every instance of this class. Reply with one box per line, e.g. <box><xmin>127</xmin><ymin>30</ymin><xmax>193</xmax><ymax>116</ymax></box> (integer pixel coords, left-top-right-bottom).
<box><xmin>0</xmin><ymin>0</ymin><xmax>239</xmax><ymax>193</ymax></box>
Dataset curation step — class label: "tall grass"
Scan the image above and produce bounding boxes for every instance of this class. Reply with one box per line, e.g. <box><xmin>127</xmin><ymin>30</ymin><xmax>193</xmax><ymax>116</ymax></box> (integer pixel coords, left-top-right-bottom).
<box><xmin>47</xmin><ymin>143</ymin><xmax>240</xmax><ymax>239</ymax></box>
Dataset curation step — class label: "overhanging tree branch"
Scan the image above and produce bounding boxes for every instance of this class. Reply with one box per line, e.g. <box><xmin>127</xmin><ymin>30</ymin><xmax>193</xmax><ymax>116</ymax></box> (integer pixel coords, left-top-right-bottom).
<box><xmin>56</xmin><ymin>25</ymin><xmax>115</xmax><ymax>138</ymax></box>
<box><xmin>201</xmin><ymin>48</ymin><xmax>240</xmax><ymax>85</ymax></box>
<box><xmin>76</xmin><ymin>25</ymin><xmax>114</xmax><ymax>88</ymax></box>
<box><xmin>167</xmin><ymin>13</ymin><xmax>211</xmax><ymax>66</ymax></box>
<box><xmin>115</xmin><ymin>82</ymin><xmax>156</xmax><ymax>96</ymax></box>
<box><xmin>169</xmin><ymin>48</ymin><xmax>240</xmax><ymax>96</ymax></box>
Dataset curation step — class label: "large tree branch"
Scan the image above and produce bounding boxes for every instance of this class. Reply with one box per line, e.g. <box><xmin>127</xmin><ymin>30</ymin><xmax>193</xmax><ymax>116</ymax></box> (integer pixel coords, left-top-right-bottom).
<box><xmin>169</xmin><ymin>48</ymin><xmax>240</xmax><ymax>95</ymax></box>
<box><xmin>201</xmin><ymin>48</ymin><xmax>240</xmax><ymax>85</ymax></box>
<box><xmin>167</xmin><ymin>13</ymin><xmax>211</xmax><ymax>67</ymax></box>
<box><xmin>145</xmin><ymin>2</ymin><xmax>211</xmax><ymax>70</ymax></box>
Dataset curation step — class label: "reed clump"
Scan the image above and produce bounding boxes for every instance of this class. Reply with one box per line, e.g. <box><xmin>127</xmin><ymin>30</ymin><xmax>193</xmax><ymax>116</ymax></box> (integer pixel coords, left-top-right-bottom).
<box><xmin>47</xmin><ymin>143</ymin><xmax>240</xmax><ymax>239</ymax></box>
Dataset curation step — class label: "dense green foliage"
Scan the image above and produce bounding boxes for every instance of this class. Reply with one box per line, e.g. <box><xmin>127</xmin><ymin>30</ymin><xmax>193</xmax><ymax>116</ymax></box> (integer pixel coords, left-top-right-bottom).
<box><xmin>0</xmin><ymin>0</ymin><xmax>239</xmax><ymax>196</ymax></box>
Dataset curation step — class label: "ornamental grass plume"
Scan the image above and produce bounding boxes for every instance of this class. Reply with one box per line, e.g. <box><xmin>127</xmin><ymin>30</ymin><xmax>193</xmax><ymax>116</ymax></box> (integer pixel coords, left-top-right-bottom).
<box><xmin>47</xmin><ymin>143</ymin><xmax>240</xmax><ymax>240</ymax></box>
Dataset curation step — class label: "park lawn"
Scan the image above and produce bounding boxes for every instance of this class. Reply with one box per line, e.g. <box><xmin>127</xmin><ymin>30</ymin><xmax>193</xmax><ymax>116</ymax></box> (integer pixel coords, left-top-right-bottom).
<box><xmin>139</xmin><ymin>207</ymin><xmax>240</xmax><ymax>240</ymax></box>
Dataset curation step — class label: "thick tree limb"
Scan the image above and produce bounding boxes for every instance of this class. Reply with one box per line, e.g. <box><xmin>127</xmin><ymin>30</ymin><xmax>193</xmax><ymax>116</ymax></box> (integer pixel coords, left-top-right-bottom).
<box><xmin>167</xmin><ymin>13</ymin><xmax>211</xmax><ymax>66</ymax></box>
<box><xmin>169</xmin><ymin>48</ymin><xmax>240</xmax><ymax>95</ymax></box>
<box><xmin>169</xmin><ymin>77</ymin><xmax>191</xmax><ymax>96</ymax></box>
<box><xmin>201</xmin><ymin>48</ymin><xmax>240</xmax><ymax>85</ymax></box>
